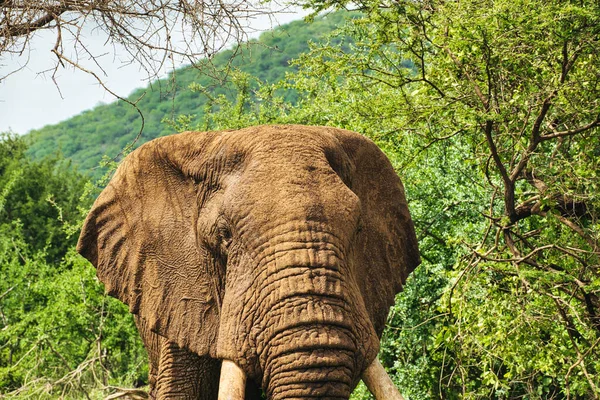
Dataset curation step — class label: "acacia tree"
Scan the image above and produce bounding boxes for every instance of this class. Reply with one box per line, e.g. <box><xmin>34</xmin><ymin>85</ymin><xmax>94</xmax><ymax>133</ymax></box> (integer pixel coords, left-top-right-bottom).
<box><xmin>0</xmin><ymin>0</ymin><xmax>278</xmax><ymax>97</ymax></box>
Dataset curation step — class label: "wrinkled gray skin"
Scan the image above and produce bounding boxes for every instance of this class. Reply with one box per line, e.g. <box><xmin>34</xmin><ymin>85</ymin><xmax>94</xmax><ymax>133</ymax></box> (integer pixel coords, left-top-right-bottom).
<box><xmin>78</xmin><ymin>125</ymin><xmax>420</xmax><ymax>399</ymax></box>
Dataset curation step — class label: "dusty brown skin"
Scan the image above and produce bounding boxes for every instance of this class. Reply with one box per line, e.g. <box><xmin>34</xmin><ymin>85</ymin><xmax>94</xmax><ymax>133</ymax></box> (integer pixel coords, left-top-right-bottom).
<box><xmin>77</xmin><ymin>125</ymin><xmax>420</xmax><ymax>399</ymax></box>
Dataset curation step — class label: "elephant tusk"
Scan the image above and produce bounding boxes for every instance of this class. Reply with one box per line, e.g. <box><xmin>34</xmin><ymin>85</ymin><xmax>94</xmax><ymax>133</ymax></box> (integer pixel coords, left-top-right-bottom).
<box><xmin>218</xmin><ymin>360</ymin><xmax>246</xmax><ymax>400</ymax></box>
<box><xmin>361</xmin><ymin>358</ymin><xmax>405</xmax><ymax>400</ymax></box>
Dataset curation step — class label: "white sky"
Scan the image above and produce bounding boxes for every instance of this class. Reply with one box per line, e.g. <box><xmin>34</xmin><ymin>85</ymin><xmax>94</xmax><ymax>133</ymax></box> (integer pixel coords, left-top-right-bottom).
<box><xmin>0</xmin><ymin>9</ymin><xmax>307</xmax><ymax>135</ymax></box>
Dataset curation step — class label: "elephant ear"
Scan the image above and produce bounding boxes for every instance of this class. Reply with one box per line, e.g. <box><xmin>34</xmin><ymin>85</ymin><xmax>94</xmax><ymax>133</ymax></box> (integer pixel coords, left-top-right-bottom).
<box><xmin>331</xmin><ymin>128</ymin><xmax>421</xmax><ymax>336</ymax></box>
<box><xmin>77</xmin><ymin>131</ymin><xmax>222</xmax><ymax>356</ymax></box>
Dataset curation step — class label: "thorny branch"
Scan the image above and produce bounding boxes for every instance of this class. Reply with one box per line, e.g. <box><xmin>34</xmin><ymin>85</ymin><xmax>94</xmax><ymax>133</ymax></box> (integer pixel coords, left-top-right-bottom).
<box><xmin>0</xmin><ymin>0</ymin><xmax>281</xmax><ymax>89</ymax></box>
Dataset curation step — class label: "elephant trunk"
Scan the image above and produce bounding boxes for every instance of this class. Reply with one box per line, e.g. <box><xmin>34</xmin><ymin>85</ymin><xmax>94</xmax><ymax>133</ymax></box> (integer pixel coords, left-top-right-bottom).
<box><xmin>248</xmin><ymin>247</ymin><xmax>378</xmax><ymax>399</ymax></box>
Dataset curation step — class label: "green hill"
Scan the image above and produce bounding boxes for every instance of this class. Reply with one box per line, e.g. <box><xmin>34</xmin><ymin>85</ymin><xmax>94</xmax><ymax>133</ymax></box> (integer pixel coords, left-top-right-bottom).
<box><xmin>26</xmin><ymin>12</ymin><xmax>348</xmax><ymax>172</ymax></box>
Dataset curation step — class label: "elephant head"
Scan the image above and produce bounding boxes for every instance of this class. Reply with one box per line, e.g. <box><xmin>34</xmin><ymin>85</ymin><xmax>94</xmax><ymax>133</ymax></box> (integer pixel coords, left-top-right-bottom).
<box><xmin>77</xmin><ymin>125</ymin><xmax>420</xmax><ymax>399</ymax></box>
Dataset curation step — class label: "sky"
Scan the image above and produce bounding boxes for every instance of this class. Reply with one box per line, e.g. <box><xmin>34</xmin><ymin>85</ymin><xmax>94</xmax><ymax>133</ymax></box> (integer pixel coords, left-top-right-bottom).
<box><xmin>0</xmin><ymin>8</ymin><xmax>307</xmax><ymax>135</ymax></box>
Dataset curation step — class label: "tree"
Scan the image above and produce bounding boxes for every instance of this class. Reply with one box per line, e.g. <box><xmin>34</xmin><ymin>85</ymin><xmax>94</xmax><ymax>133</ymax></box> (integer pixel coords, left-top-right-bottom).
<box><xmin>0</xmin><ymin>133</ymin><xmax>90</xmax><ymax>262</ymax></box>
<box><xmin>0</xmin><ymin>0</ymin><xmax>280</xmax><ymax>100</ymax></box>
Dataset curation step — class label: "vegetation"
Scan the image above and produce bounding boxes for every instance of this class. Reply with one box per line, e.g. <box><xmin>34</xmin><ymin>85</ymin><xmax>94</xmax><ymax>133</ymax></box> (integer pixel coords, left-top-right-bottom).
<box><xmin>0</xmin><ymin>134</ymin><xmax>147</xmax><ymax>398</ymax></box>
<box><xmin>3</xmin><ymin>2</ymin><xmax>600</xmax><ymax>398</ymax></box>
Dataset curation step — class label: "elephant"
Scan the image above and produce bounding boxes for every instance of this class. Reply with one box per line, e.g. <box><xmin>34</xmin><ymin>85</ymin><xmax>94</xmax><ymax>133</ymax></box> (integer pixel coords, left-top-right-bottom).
<box><xmin>77</xmin><ymin>124</ymin><xmax>420</xmax><ymax>399</ymax></box>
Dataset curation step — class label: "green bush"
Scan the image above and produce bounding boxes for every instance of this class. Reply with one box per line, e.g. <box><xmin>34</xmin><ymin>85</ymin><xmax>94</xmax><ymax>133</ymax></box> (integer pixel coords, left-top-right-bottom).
<box><xmin>0</xmin><ymin>135</ymin><xmax>146</xmax><ymax>398</ymax></box>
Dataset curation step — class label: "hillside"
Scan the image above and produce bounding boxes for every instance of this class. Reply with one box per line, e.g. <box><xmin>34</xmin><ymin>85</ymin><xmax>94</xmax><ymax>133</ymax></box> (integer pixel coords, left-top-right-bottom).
<box><xmin>26</xmin><ymin>12</ymin><xmax>348</xmax><ymax>172</ymax></box>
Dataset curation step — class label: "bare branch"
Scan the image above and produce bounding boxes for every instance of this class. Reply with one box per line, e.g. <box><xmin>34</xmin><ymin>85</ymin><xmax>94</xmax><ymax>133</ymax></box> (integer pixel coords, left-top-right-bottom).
<box><xmin>1</xmin><ymin>0</ymin><xmax>282</xmax><ymax>84</ymax></box>
<box><xmin>483</xmin><ymin>120</ymin><xmax>510</xmax><ymax>187</ymax></box>
<box><xmin>104</xmin><ymin>388</ymin><xmax>149</xmax><ymax>399</ymax></box>
<box><xmin>4</xmin><ymin>8</ymin><xmax>64</xmax><ymax>37</ymax></box>
<box><xmin>541</xmin><ymin>116</ymin><xmax>600</xmax><ymax>140</ymax></box>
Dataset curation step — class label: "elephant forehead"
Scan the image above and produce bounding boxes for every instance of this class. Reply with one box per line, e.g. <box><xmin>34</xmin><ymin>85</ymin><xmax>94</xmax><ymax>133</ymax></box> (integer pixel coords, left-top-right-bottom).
<box><xmin>228</xmin><ymin>124</ymin><xmax>338</xmax><ymax>146</ymax></box>
<box><xmin>223</xmin><ymin>183</ymin><xmax>361</xmax><ymax>260</ymax></box>
<box><xmin>226</xmin><ymin>161</ymin><xmax>359</xmax><ymax>215</ymax></box>
<box><xmin>222</xmin><ymin>125</ymin><xmax>346</xmax><ymax>163</ymax></box>
<box><xmin>153</xmin><ymin>125</ymin><xmax>354</xmax><ymax>185</ymax></box>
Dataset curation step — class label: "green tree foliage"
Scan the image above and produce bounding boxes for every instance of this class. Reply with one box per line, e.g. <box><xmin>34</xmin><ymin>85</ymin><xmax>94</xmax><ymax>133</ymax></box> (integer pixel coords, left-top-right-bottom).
<box><xmin>0</xmin><ymin>135</ymin><xmax>88</xmax><ymax>263</ymax></box>
<box><xmin>190</xmin><ymin>1</ymin><xmax>600</xmax><ymax>397</ymax></box>
<box><xmin>0</xmin><ymin>135</ymin><xmax>146</xmax><ymax>398</ymax></box>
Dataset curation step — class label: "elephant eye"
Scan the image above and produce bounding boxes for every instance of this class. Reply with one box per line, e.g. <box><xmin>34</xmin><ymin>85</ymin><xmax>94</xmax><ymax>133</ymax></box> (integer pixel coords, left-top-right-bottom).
<box><xmin>218</xmin><ymin>225</ymin><xmax>233</xmax><ymax>248</ymax></box>
<box><xmin>356</xmin><ymin>217</ymin><xmax>364</xmax><ymax>234</ymax></box>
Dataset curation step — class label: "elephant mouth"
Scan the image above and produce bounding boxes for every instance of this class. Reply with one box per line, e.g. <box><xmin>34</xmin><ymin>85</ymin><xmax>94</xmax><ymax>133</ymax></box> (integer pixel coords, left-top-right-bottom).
<box><xmin>264</xmin><ymin>349</ymin><xmax>356</xmax><ymax>399</ymax></box>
